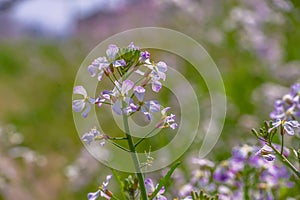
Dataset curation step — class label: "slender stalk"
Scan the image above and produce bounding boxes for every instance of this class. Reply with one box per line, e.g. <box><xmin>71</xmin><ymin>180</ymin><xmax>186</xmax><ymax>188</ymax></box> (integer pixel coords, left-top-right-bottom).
<box><xmin>243</xmin><ymin>166</ymin><xmax>250</xmax><ymax>200</ymax></box>
<box><xmin>107</xmin><ymin>140</ymin><xmax>130</xmax><ymax>152</ymax></box>
<box><xmin>134</xmin><ymin>127</ymin><xmax>157</xmax><ymax>148</ymax></box>
<box><xmin>99</xmin><ymin>188</ymin><xmax>120</xmax><ymax>200</ymax></box>
<box><xmin>109</xmin><ymin>137</ymin><xmax>128</xmax><ymax>141</ymax></box>
<box><xmin>122</xmin><ymin>102</ymin><xmax>148</xmax><ymax>200</ymax></box>
<box><xmin>269</xmin><ymin>142</ymin><xmax>300</xmax><ymax>179</ymax></box>
<box><xmin>280</xmin><ymin>125</ymin><xmax>284</xmax><ymax>155</ymax></box>
<box><xmin>281</xmin><ymin>133</ymin><xmax>284</xmax><ymax>155</ymax></box>
<box><xmin>110</xmin><ymin>168</ymin><xmax>127</xmax><ymax>200</ymax></box>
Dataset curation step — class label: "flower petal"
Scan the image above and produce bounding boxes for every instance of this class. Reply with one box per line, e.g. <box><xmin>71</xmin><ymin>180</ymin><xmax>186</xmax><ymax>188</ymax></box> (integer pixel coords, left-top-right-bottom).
<box><xmin>152</xmin><ymin>81</ymin><xmax>162</xmax><ymax>92</ymax></box>
<box><xmin>121</xmin><ymin>80</ymin><xmax>134</xmax><ymax>95</ymax></box>
<box><xmin>134</xmin><ymin>86</ymin><xmax>146</xmax><ymax>102</ymax></box>
<box><xmin>72</xmin><ymin>99</ymin><xmax>85</xmax><ymax>112</ymax></box>
<box><xmin>113</xmin><ymin>59</ymin><xmax>126</xmax><ymax>67</ymax></box>
<box><xmin>88</xmin><ymin>65</ymin><xmax>98</xmax><ymax>77</ymax></box>
<box><xmin>87</xmin><ymin>190</ymin><xmax>100</xmax><ymax>200</ymax></box>
<box><xmin>106</xmin><ymin>44</ymin><xmax>119</xmax><ymax>60</ymax></box>
<box><xmin>112</xmin><ymin>100</ymin><xmax>122</xmax><ymax>115</ymax></box>
<box><xmin>74</xmin><ymin>86</ymin><xmax>87</xmax><ymax>97</ymax></box>
<box><xmin>147</xmin><ymin>100</ymin><xmax>160</xmax><ymax>112</ymax></box>
<box><xmin>144</xmin><ymin>178</ymin><xmax>155</xmax><ymax>193</ymax></box>
<box><xmin>81</xmin><ymin>132</ymin><xmax>94</xmax><ymax>145</ymax></box>
<box><xmin>284</xmin><ymin>124</ymin><xmax>295</xmax><ymax>135</ymax></box>
<box><xmin>156</xmin><ymin>61</ymin><xmax>167</xmax><ymax>72</ymax></box>
<box><xmin>98</xmin><ymin>70</ymin><xmax>104</xmax><ymax>81</ymax></box>
<box><xmin>161</xmin><ymin>107</ymin><xmax>171</xmax><ymax>115</ymax></box>
<box><xmin>82</xmin><ymin>103</ymin><xmax>91</xmax><ymax>118</ymax></box>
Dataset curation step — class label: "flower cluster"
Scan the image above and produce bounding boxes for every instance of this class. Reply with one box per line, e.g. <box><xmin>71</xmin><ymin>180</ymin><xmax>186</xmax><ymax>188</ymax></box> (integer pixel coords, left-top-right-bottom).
<box><xmin>177</xmin><ymin>145</ymin><xmax>294</xmax><ymax>200</ymax></box>
<box><xmin>73</xmin><ymin>43</ymin><xmax>178</xmax><ymax>150</ymax></box>
<box><xmin>73</xmin><ymin>42</ymin><xmax>177</xmax><ymax>125</ymax></box>
<box><xmin>269</xmin><ymin>83</ymin><xmax>300</xmax><ymax>136</ymax></box>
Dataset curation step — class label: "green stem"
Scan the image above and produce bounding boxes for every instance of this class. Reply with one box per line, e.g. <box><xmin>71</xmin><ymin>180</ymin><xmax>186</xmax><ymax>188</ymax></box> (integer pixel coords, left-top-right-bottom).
<box><xmin>269</xmin><ymin>142</ymin><xmax>300</xmax><ymax>179</ymax></box>
<box><xmin>110</xmin><ymin>168</ymin><xmax>127</xmax><ymax>200</ymax></box>
<box><xmin>134</xmin><ymin>127</ymin><xmax>157</xmax><ymax>148</ymax></box>
<box><xmin>107</xmin><ymin>140</ymin><xmax>130</xmax><ymax>152</ymax></box>
<box><xmin>122</xmin><ymin>103</ymin><xmax>148</xmax><ymax>200</ymax></box>
<box><xmin>280</xmin><ymin>126</ymin><xmax>284</xmax><ymax>155</ymax></box>
<box><xmin>243</xmin><ymin>167</ymin><xmax>250</xmax><ymax>200</ymax></box>
<box><xmin>109</xmin><ymin>137</ymin><xmax>128</xmax><ymax>141</ymax></box>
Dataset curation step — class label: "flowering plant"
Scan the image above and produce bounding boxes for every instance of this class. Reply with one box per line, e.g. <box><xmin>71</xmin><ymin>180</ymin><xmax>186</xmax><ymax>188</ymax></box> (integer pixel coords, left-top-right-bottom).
<box><xmin>73</xmin><ymin>43</ymin><xmax>178</xmax><ymax>200</ymax></box>
<box><xmin>73</xmin><ymin>42</ymin><xmax>299</xmax><ymax>200</ymax></box>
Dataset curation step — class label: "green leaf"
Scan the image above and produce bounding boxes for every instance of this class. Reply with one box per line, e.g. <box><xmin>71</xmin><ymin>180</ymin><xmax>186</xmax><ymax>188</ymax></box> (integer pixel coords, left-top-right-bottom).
<box><xmin>149</xmin><ymin>162</ymin><xmax>181</xmax><ymax>200</ymax></box>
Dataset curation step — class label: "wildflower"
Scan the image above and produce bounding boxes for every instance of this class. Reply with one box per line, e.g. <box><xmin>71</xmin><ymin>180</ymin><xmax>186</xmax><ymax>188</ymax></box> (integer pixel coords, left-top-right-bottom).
<box><xmin>111</xmin><ymin>80</ymin><xmax>134</xmax><ymax>115</ymax></box>
<box><xmin>81</xmin><ymin>127</ymin><xmax>108</xmax><ymax>146</ymax></box>
<box><xmin>268</xmin><ymin>119</ymin><xmax>300</xmax><ymax>135</ymax></box>
<box><xmin>156</xmin><ymin>107</ymin><xmax>178</xmax><ymax>129</ymax></box>
<box><xmin>94</xmin><ymin>90</ymin><xmax>112</xmax><ymax>107</ymax></box>
<box><xmin>72</xmin><ymin>86</ymin><xmax>95</xmax><ymax>118</ymax></box>
<box><xmin>88</xmin><ymin>57</ymin><xmax>110</xmax><ymax>81</ymax></box>
<box><xmin>127</xmin><ymin>42</ymin><xmax>139</xmax><ymax>50</ymax></box>
<box><xmin>88</xmin><ymin>44</ymin><xmax>127</xmax><ymax>81</ymax></box>
<box><xmin>144</xmin><ymin>178</ymin><xmax>167</xmax><ymax>200</ymax></box>
<box><xmin>88</xmin><ymin>175</ymin><xmax>113</xmax><ymax>200</ymax></box>
<box><xmin>270</xmin><ymin>82</ymin><xmax>300</xmax><ymax>120</ymax></box>
<box><xmin>140</xmin><ymin>51</ymin><xmax>150</xmax><ymax>62</ymax></box>
<box><xmin>255</xmin><ymin>145</ymin><xmax>276</xmax><ymax>162</ymax></box>
<box><xmin>128</xmin><ymin>85</ymin><xmax>160</xmax><ymax>120</ymax></box>
<box><xmin>270</xmin><ymin>100</ymin><xmax>285</xmax><ymax>120</ymax></box>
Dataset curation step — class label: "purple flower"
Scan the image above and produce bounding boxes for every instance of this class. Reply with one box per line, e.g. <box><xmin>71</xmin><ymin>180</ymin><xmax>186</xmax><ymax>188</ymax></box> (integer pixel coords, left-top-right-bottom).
<box><xmin>128</xmin><ymin>42</ymin><xmax>139</xmax><ymax>50</ymax></box>
<box><xmin>72</xmin><ymin>86</ymin><xmax>95</xmax><ymax>118</ymax></box>
<box><xmin>255</xmin><ymin>145</ymin><xmax>275</xmax><ymax>162</ymax></box>
<box><xmin>145</xmin><ymin>178</ymin><xmax>167</xmax><ymax>200</ymax></box>
<box><xmin>95</xmin><ymin>90</ymin><xmax>112</xmax><ymax>107</ymax></box>
<box><xmin>113</xmin><ymin>59</ymin><xmax>126</xmax><ymax>67</ymax></box>
<box><xmin>88</xmin><ymin>57</ymin><xmax>110</xmax><ymax>81</ymax></box>
<box><xmin>81</xmin><ymin>127</ymin><xmax>108</xmax><ymax>146</ymax></box>
<box><xmin>268</xmin><ymin>119</ymin><xmax>300</xmax><ymax>135</ymax></box>
<box><xmin>231</xmin><ymin>144</ymin><xmax>255</xmax><ymax>162</ymax></box>
<box><xmin>142</xmin><ymin>61</ymin><xmax>168</xmax><ymax>93</ymax></box>
<box><xmin>213</xmin><ymin>162</ymin><xmax>235</xmax><ymax>184</ymax></box>
<box><xmin>291</xmin><ymin>83</ymin><xmax>300</xmax><ymax>96</ymax></box>
<box><xmin>106</xmin><ymin>44</ymin><xmax>119</xmax><ymax>60</ymax></box>
<box><xmin>88</xmin><ymin>175</ymin><xmax>112</xmax><ymax>200</ymax></box>
<box><xmin>111</xmin><ymin>80</ymin><xmax>134</xmax><ymax>115</ymax></box>
<box><xmin>134</xmin><ymin>86</ymin><xmax>146</xmax><ymax>102</ymax></box>
<box><xmin>140</xmin><ymin>51</ymin><xmax>150</xmax><ymax>62</ymax></box>
<box><xmin>129</xmin><ymin>86</ymin><xmax>161</xmax><ymax>120</ymax></box>
<box><xmin>156</xmin><ymin>107</ymin><xmax>178</xmax><ymax>129</ymax></box>
<box><xmin>270</xmin><ymin>100</ymin><xmax>285</xmax><ymax>120</ymax></box>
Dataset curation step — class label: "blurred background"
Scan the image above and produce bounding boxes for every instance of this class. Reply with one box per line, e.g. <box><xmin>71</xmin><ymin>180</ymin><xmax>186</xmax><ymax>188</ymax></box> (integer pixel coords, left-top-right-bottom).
<box><xmin>0</xmin><ymin>0</ymin><xmax>300</xmax><ymax>199</ymax></box>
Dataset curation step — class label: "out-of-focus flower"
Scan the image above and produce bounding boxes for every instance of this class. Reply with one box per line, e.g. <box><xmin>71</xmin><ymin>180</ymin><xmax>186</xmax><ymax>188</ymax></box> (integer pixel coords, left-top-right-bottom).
<box><xmin>144</xmin><ymin>178</ymin><xmax>167</xmax><ymax>200</ymax></box>
<box><xmin>72</xmin><ymin>86</ymin><xmax>95</xmax><ymax>118</ymax></box>
<box><xmin>270</xmin><ymin>83</ymin><xmax>300</xmax><ymax>120</ymax></box>
<box><xmin>88</xmin><ymin>175</ymin><xmax>113</xmax><ymax>200</ymax></box>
